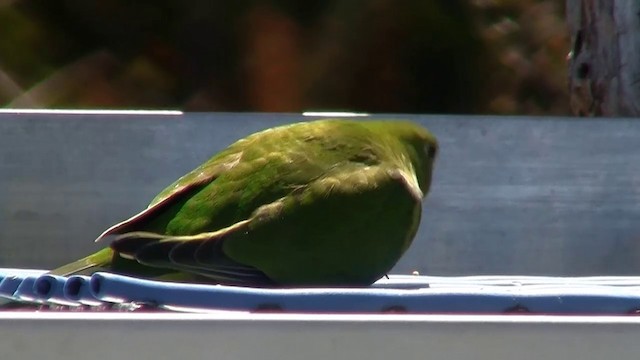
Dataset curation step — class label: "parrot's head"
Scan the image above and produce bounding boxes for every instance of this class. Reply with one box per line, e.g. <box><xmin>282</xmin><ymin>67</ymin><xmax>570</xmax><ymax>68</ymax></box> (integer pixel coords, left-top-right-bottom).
<box><xmin>383</xmin><ymin>121</ymin><xmax>438</xmax><ymax>198</ymax></box>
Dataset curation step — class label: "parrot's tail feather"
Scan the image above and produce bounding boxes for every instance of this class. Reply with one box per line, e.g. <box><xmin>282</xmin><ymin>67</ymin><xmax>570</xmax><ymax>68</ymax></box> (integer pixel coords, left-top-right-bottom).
<box><xmin>49</xmin><ymin>248</ymin><xmax>114</xmax><ymax>276</ymax></box>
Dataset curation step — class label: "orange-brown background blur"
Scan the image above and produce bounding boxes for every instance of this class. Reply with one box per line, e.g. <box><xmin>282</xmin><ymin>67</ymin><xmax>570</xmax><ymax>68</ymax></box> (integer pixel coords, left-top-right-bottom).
<box><xmin>0</xmin><ymin>0</ymin><xmax>568</xmax><ymax>114</ymax></box>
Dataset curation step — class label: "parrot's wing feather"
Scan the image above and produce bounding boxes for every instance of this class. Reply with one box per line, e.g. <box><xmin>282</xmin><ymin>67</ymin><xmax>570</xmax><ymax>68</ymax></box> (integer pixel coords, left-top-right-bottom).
<box><xmin>172</xmin><ymin>240</ymin><xmax>268</xmax><ymax>279</ymax></box>
<box><xmin>94</xmin><ymin>195</ymin><xmax>190</xmax><ymax>242</ymax></box>
<box><xmin>138</xmin><ymin>240</ymin><xmax>263</xmax><ymax>282</ymax></box>
<box><xmin>95</xmin><ymin>153</ymin><xmax>243</xmax><ymax>242</ymax></box>
<box><xmin>111</xmin><ymin>227</ymin><xmax>273</xmax><ymax>285</ymax></box>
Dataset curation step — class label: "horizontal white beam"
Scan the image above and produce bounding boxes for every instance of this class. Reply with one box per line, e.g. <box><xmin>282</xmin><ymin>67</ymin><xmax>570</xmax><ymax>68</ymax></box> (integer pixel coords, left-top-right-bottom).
<box><xmin>2</xmin><ymin>313</ymin><xmax>640</xmax><ymax>360</ymax></box>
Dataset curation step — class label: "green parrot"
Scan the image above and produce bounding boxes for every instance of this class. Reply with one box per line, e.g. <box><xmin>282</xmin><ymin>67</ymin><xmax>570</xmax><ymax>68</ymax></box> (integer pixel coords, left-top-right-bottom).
<box><xmin>51</xmin><ymin>119</ymin><xmax>438</xmax><ymax>286</ymax></box>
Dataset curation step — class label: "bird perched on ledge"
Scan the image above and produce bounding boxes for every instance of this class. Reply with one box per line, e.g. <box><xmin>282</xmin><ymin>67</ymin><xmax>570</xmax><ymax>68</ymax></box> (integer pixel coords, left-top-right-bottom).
<box><xmin>51</xmin><ymin>119</ymin><xmax>438</xmax><ymax>286</ymax></box>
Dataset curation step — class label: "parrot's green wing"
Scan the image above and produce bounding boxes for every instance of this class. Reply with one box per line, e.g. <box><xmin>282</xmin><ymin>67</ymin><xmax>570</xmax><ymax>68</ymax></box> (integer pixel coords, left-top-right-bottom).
<box><xmin>111</xmin><ymin>162</ymin><xmax>423</xmax><ymax>286</ymax></box>
<box><xmin>94</xmin><ymin>152</ymin><xmax>244</xmax><ymax>242</ymax></box>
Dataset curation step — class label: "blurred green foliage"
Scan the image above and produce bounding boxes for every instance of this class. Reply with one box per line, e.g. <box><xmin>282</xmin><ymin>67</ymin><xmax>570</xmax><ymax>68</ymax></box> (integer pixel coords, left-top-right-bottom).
<box><xmin>0</xmin><ymin>0</ymin><xmax>568</xmax><ymax>114</ymax></box>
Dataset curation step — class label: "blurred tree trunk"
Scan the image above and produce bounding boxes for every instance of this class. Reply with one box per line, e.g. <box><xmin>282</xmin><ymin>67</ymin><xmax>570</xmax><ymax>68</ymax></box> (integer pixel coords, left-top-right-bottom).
<box><xmin>566</xmin><ymin>0</ymin><xmax>640</xmax><ymax>116</ymax></box>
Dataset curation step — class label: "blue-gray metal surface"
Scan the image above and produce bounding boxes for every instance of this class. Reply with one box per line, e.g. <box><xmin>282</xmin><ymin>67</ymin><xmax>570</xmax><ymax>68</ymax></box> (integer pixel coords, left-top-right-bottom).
<box><xmin>1</xmin><ymin>111</ymin><xmax>639</xmax><ymax>275</ymax></box>
<box><xmin>5</xmin><ymin>268</ymin><xmax>640</xmax><ymax>314</ymax></box>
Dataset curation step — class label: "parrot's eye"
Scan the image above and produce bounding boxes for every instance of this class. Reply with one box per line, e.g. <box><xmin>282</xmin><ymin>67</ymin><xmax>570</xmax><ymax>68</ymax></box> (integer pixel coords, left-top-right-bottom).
<box><xmin>424</xmin><ymin>144</ymin><xmax>437</xmax><ymax>159</ymax></box>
